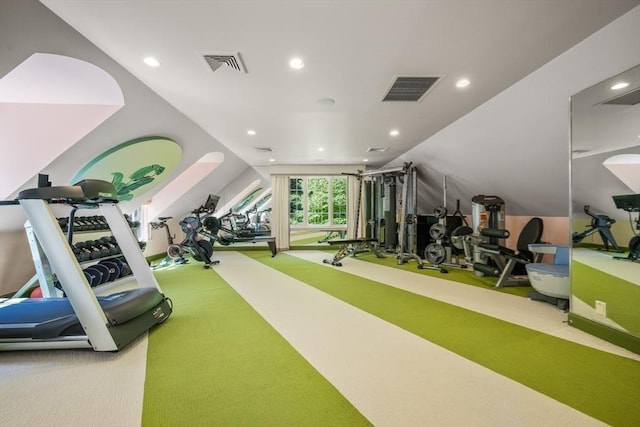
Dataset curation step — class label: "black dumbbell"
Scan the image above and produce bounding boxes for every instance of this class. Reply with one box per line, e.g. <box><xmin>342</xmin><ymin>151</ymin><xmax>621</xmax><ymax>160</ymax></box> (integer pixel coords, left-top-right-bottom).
<box><xmin>95</xmin><ymin>216</ymin><xmax>109</xmax><ymax>230</ymax></box>
<box><xmin>95</xmin><ymin>237</ymin><xmax>117</xmax><ymax>256</ymax></box>
<box><xmin>58</xmin><ymin>217</ymin><xmax>69</xmax><ymax>229</ymax></box>
<box><xmin>77</xmin><ymin>241</ymin><xmax>101</xmax><ymax>259</ymax></box>
<box><xmin>73</xmin><ymin>243</ymin><xmax>92</xmax><ymax>262</ymax></box>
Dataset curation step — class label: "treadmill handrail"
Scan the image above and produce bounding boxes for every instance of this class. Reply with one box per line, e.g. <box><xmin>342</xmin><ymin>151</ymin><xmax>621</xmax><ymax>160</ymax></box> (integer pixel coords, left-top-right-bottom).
<box><xmin>18</xmin><ymin>179</ymin><xmax>119</xmax><ymax>204</ymax></box>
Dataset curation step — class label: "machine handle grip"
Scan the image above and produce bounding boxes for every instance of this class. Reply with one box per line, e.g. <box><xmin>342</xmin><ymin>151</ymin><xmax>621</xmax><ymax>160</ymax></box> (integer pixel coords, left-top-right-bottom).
<box><xmin>479</xmin><ymin>228</ymin><xmax>510</xmax><ymax>239</ymax></box>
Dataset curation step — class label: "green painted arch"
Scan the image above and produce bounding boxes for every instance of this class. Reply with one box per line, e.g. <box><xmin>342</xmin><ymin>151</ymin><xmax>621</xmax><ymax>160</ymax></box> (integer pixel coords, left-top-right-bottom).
<box><xmin>72</xmin><ymin>136</ymin><xmax>182</xmax><ymax>202</ymax></box>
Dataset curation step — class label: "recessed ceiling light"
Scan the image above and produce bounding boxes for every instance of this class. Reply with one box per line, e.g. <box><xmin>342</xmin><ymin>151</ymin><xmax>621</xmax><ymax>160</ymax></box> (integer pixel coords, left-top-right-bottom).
<box><xmin>269</xmin><ymin>158</ymin><xmax>275</xmax><ymax>162</ymax></box>
<box><xmin>611</xmin><ymin>82</ymin><xmax>629</xmax><ymax>90</ymax></box>
<box><xmin>318</xmin><ymin>147</ymin><xmax>325</xmax><ymax>152</ymax></box>
<box><xmin>389</xmin><ymin>129</ymin><xmax>399</xmax><ymax>137</ymax></box>
<box><xmin>289</xmin><ymin>57</ymin><xmax>305</xmax><ymax>69</ymax></box>
<box><xmin>456</xmin><ymin>78</ymin><xmax>470</xmax><ymax>88</ymax></box>
<box><xmin>247</xmin><ymin>130</ymin><xmax>256</xmax><ymax>135</ymax></box>
<box><xmin>363</xmin><ymin>158</ymin><xmax>369</xmax><ymax>162</ymax></box>
<box><xmin>143</xmin><ymin>56</ymin><xmax>160</xmax><ymax>67</ymax></box>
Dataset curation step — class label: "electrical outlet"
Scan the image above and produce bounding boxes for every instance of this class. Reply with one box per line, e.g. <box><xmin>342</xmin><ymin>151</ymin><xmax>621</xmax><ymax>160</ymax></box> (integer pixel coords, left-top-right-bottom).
<box><xmin>595</xmin><ymin>300</ymin><xmax>607</xmax><ymax>317</ymax></box>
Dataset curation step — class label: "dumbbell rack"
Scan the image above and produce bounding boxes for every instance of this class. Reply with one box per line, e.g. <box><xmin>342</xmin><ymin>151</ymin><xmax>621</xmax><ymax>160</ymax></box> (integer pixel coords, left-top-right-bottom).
<box><xmin>22</xmin><ymin>211</ymin><xmax>142</xmax><ymax>298</ymax></box>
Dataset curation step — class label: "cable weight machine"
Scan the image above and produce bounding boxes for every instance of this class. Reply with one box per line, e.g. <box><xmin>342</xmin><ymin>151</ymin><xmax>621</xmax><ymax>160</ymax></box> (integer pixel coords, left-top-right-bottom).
<box><xmin>365</xmin><ymin>163</ymin><xmax>443</xmax><ymax>271</ymax></box>
<box><xmin>323</xmin><ymin>162</ymin><xmax>439</xmax><ymax>270</ymax></box>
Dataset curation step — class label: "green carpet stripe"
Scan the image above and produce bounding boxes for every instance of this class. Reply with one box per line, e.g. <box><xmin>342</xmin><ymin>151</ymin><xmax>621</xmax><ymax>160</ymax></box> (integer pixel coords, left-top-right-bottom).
<box><xmin>246</xmin><ymin>251</ymin><xmax>640</xmax><ymax>427</ymax></box>
<box><xmin>572</xmin><ymin>260</ymin><xmax>640</xmax><ymax>334</ymax></box>
<box><xmin>142</xmin><ymin>262</ymin><xmax>370</xmax><ymax>426</ymax></box>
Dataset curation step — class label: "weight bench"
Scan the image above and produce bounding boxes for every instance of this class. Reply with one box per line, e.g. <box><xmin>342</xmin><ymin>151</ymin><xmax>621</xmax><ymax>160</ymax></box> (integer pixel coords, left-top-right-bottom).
<box><xmin>322</xmin><ymin>238</ymin><xmax>385</xmax><ymax>266</ymax></box>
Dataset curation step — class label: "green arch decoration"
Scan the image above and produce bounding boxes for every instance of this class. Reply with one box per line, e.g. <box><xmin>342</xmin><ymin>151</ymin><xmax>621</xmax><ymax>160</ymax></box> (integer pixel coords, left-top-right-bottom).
<box><xmin>72</xmin><ymin>136</ymin><xmax>182</xmax><ymax>202</ymax></box>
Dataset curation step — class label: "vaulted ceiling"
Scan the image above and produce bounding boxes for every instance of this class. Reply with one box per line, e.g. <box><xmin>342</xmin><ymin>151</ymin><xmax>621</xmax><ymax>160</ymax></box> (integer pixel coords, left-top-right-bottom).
<box><xmin>1</xmin><ymin>0</ymin><xmax>639</xmax><ymax>232</ymax></box>
<box><xmin>39</xmin><ymin>0</ymin><xmax>640</xmax><ymax>168</ymax></box>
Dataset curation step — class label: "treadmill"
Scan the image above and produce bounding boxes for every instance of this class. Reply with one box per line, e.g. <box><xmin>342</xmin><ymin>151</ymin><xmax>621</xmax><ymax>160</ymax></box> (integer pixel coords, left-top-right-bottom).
<box><xmin>0</xmin><ymin>178</ymin><xmax>172</xmax><ymax>351</ymax></box>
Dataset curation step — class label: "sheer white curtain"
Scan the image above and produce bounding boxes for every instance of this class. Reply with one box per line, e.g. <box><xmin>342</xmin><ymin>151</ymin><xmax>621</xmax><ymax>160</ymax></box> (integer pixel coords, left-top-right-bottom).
<box><xmin>271</xmin><ymin>175</ymin><xmax>290</xmax><ymax>251</ymax></box>
<box><xmin>347</xmin><ymin>175</ymin><xmax>364</xmax><ymax>239</ymax></box>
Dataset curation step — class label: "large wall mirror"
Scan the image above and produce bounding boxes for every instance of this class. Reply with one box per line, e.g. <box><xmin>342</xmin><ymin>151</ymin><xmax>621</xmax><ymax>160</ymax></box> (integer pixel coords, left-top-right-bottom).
<box><xmin>570</xmin><ymin>64</ymin><xmax>640</xmax><ymax>353</ymax></box>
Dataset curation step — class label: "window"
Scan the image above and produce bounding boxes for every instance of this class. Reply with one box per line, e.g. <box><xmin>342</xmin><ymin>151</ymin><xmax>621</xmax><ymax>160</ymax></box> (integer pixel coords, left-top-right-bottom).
<box><xmin>290</xmin><ymin>178</ymin><xmax>304</xmax><ymax>225</ymax></box>
<box><xmin>289</xmin><ymin>176</ymin><xmax>347</xmax><ymax>227</ymax></box>
<box><xmin>332</xmin><ymin>177</ymin><xmax>347</xmax><ymax>225</ymax></box>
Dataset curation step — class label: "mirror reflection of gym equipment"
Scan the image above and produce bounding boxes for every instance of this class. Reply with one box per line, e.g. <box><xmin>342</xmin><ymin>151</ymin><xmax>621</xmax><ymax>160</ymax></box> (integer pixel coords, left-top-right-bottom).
<box><xmin>572</xmin><ymin>205</ymin><xmax>622</xmax><ymax>252</ymax></box>
<box><xmin>570</xmin><ymin>63</ymin><xmax>640</xmax><ymax>352</ymax></box>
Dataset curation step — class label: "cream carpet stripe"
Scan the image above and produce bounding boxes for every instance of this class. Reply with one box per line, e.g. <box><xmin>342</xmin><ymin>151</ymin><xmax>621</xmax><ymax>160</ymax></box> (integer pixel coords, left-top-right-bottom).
<box><xmin>290</xmin><ymin>250</ymin><xmax>640</xmax><ymax>361</ymax></box>
<box><xmin>0</xmin><ymin>336</ymin><xmax>148</xmax><ymax>427</ymax></box>
<box><xmin>214</xmin><ymin>251</ymin><xmax>605</xmax><ymax>426</ymax></box>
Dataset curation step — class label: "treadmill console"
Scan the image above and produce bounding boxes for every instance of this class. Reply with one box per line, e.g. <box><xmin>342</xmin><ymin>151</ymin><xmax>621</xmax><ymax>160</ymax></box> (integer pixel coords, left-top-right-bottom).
<box><xmin>612</xmin><ymin>194</ymin><xmax>640</xmax><ymax>212</ymax></box>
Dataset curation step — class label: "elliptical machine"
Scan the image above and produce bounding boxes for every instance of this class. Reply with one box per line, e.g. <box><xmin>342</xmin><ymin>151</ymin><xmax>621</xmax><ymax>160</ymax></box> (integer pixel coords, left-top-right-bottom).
<box><xmin>572</xmin><ymin>205</ymin><xmax>622</xmax><ymax>252</ymax></box>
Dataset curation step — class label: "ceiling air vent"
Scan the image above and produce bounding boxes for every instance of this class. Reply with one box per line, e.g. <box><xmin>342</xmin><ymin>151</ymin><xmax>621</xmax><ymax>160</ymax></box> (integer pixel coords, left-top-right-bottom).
<box><xmin>367</xmin><ymin>147</ymin><xmax>389</xmax><ymax>153</ymax></box>
<box><xmin>382</xmin><ymin>76</ymin><xmax>440</xmax><ymax>102</ymax></box>
<box><xmin>254</xmin><ymin>147</ymin><xmax>273</xmax><ymax>153</ymax></box>
<box><xmin>601</xmin><ymin>87</ymin><xmax>640</xmax><ymax>105</ymax></box>
<box><xmin>203</xmin><ymin>52</ymin><xmax>247</xmax><ymax>73</ymax></box>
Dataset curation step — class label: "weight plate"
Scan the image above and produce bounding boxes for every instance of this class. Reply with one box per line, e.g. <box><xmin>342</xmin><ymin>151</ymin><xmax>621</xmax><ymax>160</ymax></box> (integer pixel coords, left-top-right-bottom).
<box><xmin>424</xmin><ymin>243</ymin><xmax>446</xmax><ymax>265</ymax></box>
<box><xmin>429</xmin><ymin>223</ymin><xmax>447</xmax><ymax>240</ymax></box>
<box><xmin>434</xmin><ymin>206</ymin><xmax>447</xmax><ymax>218</ymax></box>
<box><xmin>110</xmin><ymin>257</ymin><xmax>131</xmax><ymax>277</ymax></box>
<box><xmin>83</xmin><ymin>266</ymin><xmax>103</xmax><ymax>287</ymax></box>
<box><xmin>98</xmin><ymin>260</ymin><xmax>120</xmax><ymax>281</ymax></box>
<box><xmin>116</xmin><ymin>258</ymin><xmax>132</xmax><ymax>277</ymax></box>
<box><xmin>83</xmin><ymin>271</ymin><xmax>92</xmax><ymax>286</ymax></box>
<box><xmin>91</xmin><ymin>263</ymin><xmax>111</xmax><ymax>285</ymax></box>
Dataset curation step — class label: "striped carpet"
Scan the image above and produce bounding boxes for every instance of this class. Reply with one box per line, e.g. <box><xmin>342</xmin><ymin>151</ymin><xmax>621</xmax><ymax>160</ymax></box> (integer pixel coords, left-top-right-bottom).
<box><xmin>1</xmin><ymin>250</ymin><xmax>638</xmax><ymax>426</ymax></box>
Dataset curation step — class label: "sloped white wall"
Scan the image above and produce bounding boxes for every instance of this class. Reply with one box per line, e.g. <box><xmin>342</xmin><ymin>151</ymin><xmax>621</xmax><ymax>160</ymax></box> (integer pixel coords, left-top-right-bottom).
<box><xmin>387</xmin><ymin>6</ymin><xmax>640</xmax><ymax>219</ymax></box>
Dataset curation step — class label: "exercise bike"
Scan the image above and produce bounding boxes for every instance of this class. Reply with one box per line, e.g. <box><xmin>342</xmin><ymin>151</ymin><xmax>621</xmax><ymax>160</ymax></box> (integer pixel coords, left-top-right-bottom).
<box><xmin>572</xmin><ymin>205</ymin><xmax>622</xmax><ymax>252</ymax></box>
<box><xmin>167</xmin><ymin>195</ymin><xmax>219</xmax><ymax>268</ymax></box>
<box><xmin>149</xmin><ymin>217</ymin><xmax>187</xmax><ymax>269</ymax></box>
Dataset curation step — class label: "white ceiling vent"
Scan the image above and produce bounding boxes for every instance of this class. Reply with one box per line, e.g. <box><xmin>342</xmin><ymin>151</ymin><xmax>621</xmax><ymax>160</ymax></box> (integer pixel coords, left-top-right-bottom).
<box><xmin>382</xmin><ymin>76</ymin><xmax>440</xmax><ymax>102</ymax></box>
<box><xmin>367</xmin><ymin>147</ymin><xmax>389</xmax><ymax>153</ymax></box>
<box><xmin>202</xmin><ymin>52</ymin><xmax>247</xmax><ymax>73</ymax></box>
<box><xmin>254</xmin><ymin>147</ymin><xmax>273</xmax><ymax>153</ymax></box>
